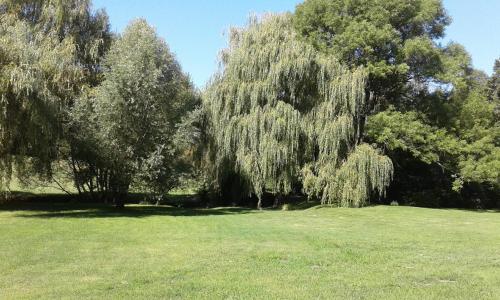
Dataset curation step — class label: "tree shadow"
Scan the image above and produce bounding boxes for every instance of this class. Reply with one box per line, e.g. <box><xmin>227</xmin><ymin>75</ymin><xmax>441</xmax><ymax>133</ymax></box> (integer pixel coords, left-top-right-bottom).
<box><xmin>443</xmin><ymin>207</ymin><xmax>500</xmax><ymax>213</ymax></box>
<box><xmin>20</xmin><ymin>206</ymin><xmax>256</xmax><ymax>219</ymax></box>
<box><xmin>0</xmin><ymin>196</ymin><xmax>257</xmax><ymax>219</ymax></box>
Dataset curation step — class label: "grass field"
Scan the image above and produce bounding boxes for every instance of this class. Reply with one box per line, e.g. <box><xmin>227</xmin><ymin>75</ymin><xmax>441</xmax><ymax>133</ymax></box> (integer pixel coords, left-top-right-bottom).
<box><xmin>1</xmin><ymin>202</ymin><xmax>499</xmax><ymax>299</ymax></box>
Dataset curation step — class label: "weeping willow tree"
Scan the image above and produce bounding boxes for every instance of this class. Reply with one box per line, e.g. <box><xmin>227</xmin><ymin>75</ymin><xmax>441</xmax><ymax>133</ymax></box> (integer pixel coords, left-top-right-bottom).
<box><xmin>204</xmin><ymin>14</ymin><xmax>393</xmax><ymax>208</ymax></box>
<box><xmin>0</xmin><ymin>0</ymin><xmax>111</xmax><ymax>192</ymax></box>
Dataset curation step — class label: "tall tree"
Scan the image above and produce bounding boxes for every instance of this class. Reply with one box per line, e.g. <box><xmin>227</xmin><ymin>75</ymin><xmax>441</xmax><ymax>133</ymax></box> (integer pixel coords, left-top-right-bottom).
<box><xmin>293</xmin><ymin>0</ymin><xmax>450</xmax><ymax>106</ymax></box>
<box><xmin>489</xmin><ymin>59</ymin><xmax>500</xmax><ymax>102</ymax></box>
<box><xmin>294</xmin><ymin>0</ymin><xmax>499</xmax><ymax>207</ymax></box>
<box><xmin>0</xmin><ymin>0</ymin><xmax>110</xmax><ymax>190</ymax></box>
<box><xmin>203</xmin><ymin>14</ymin><xmax>392</xmax><ymax>208</ymax></box>
<box><xmin>76</xmin><ymin>19</ymin><xmax>196</xmax><ymax>206</ymax></box>
<box><xmin>366</xmin><ymin>60</ymin><xmax>500</xmax><ymax>207</ymax></box>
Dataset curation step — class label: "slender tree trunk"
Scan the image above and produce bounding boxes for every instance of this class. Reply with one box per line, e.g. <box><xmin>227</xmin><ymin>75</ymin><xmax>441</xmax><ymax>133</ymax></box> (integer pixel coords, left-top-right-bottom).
<box><xmin>114</xmin><ymin>193</ymin><xmax>126</xmax><ymax>209</ymax></box>
<box><xmin>111</xmin><ymin>174</ymin><xmax>129</xmax><ymax>209</ymax></box>
<box><xmin>70</xmin><ymin>157</ymin><xmax>83</xmax><ymax>195</ymax></box>
<box><xmin>273</xmin><ymin>193</ymin><xmax>283</xmax><ymax>208</ymax></box>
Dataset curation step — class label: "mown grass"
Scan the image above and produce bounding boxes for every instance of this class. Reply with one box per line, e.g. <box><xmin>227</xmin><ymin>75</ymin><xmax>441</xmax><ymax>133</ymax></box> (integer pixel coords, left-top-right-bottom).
<box><xmin>0</xmin><ymin>202</ymin><xmax>499</xmax><ymax>299</ymax></box>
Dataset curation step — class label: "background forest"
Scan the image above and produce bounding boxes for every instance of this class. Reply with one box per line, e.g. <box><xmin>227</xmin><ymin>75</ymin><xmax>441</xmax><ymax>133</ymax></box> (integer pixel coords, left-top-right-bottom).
<box><xmin>0</xmin><ymin>0</ymin><xmax>498</xmax><ymax>209</ymax></box>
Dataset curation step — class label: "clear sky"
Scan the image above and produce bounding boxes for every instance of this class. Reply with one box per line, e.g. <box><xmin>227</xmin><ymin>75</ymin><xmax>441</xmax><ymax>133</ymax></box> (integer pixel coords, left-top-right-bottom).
<box><xmin>93</xmin><ymin>0</ymin><xmax>500</xmax><ymax>88</ymax></box>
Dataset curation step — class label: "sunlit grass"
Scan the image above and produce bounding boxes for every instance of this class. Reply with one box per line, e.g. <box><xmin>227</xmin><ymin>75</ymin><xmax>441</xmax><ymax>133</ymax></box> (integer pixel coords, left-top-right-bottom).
<box><xmin>1</xmin><ymin>204</ymin><xmax>499</xmax><ymax>299</ymax></box>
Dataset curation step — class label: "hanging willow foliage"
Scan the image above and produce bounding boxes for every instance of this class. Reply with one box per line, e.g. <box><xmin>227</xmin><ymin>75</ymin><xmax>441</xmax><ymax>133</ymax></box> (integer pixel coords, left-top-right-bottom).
<box><xmin>0</xmin><ymin>0</ymin><xmax>111</xmax><ymax>191</ymax></box>
<box><xmin>204</xmin><ymin>14</ymin><xmax>393</xmax><ymax>208</ymax></box>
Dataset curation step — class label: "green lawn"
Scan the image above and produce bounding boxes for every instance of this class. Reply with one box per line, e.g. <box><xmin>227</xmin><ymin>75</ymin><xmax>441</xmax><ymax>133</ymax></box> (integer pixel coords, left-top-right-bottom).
<box><xmin>0</xmin><ymin>203</ymin><xmax>499</xmax><ymax>299</ymax></box>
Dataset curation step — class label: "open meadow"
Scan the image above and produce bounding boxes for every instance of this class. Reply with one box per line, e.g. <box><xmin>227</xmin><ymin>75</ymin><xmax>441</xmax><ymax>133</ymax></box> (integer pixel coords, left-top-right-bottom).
<box><xmin>1</xmin><ymin>202</ymin><xmax>499</xmax><ymax>299</ymax></box>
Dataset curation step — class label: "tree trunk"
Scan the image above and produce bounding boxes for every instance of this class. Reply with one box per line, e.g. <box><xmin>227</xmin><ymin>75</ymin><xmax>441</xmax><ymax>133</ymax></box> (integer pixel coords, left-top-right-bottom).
<box><xmin>273</xmin><ymin>193</ymin><xmax>283</xmax><ymax>209</ymax></box>
<box><xmin>257</xmin><ymin>197</ymin><xmax>262</xmax><ymax>210</ymax></box>
<box><xmin>113</xmin><ymin>192</ymin><xmax>126</xmax><ymax>209</ymax></box>
<box><xmin>109</xmin><ymin>172</ymin><xmax>129</xmax><ymax>209</ymax></box>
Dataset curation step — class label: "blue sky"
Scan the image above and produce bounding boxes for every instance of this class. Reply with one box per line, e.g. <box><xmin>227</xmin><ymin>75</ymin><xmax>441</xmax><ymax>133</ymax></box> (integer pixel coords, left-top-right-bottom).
<box><xmin>93</xmin><ymin>0</ymin><xmax>500</xmax><ymax>88</ymax></box>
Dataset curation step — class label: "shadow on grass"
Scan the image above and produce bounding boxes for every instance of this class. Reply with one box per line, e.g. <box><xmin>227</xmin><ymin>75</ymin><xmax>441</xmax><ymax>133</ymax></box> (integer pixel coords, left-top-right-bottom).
<box><xmin>385</xmin><ymin>203</ymin><xmax>500</xmax><ymax>213</ymax></box>
<box><xmin>441</xmin><ymin>207</ymin><xmax>500</xmax><ymax>213</ymax></box>
<box><xmin>0</xmin><ymin>194</ymin><xmax>256</xmax><ymax>218</ymax></box>
<box><xmin>0</xmin><ymin>204</ymin><xmax>256</xmax><ymax>219</ymax></box>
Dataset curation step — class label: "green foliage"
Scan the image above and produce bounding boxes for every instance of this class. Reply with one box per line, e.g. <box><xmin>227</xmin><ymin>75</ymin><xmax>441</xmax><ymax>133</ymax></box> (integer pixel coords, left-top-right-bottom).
<box><xmin>436</xmin><ymin>43</ymin><xmax>474</xmax><ymax>95</ymax></box>
<box><xmin>204</xmin><ymin>14</ymin><xmax>392</xmax><ymax>208</ymax></box>
<box><xmin>454</xmin><ymin>87</ymin><xmax>499</xmax><ymax>188</ymax></box>
<box><xmin>81</xmin><ymin>19</ymin><xmax>196</xmax><ymax>198</ymax></box>
<box><xmin>294</xmin><ymin>0</ymin><xmax>499</xmax><ymax>205</ymax></box>
<box><xmin>489</xmin><ymin>59</ymin><xmax>500</xmax><ymax>102</ymax></box>
<box><xmin>367</xmin><ymin>87</ymin><xmax>499</xmax><ymax>192</ymax></box>
<box><xmin>293</xmin><ymin>0</ymin><xmax>450</xmax><ymax>102</ymax></box>
<box><xmin>303</xmin><ymin>144</ymin><xmax>393</xmax><ymax>207</ymax></box>
<box><xmin>367</xmin><ymin>110</ymin><xmax>462</xmax><ymax>166</ymax></box>
<box><xmin>0</xmin><ymin>0</ymin><xmax>110</xmax><ymax>190</ymax></box>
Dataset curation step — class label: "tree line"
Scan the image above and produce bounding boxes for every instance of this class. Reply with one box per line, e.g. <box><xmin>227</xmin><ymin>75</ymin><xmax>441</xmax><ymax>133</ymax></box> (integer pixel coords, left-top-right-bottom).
<box><xmin>1</xmin><ymin>0</ymin><xmax>498</xmax><ymax>208</ymax></box>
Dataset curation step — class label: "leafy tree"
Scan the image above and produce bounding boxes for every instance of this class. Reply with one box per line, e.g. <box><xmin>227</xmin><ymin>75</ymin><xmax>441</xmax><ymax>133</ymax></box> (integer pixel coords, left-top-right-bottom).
<box><xmin>367</xmin><ymin>110</ymin><xmax>462</xmax><ymax>166</ymax></box>
<box><xmin>367</xmin><ymin>79</ymin><xmax>499</xmax><ymax>206</ymax></box>
<box><xmin>203</xmin><ymin>14</ymin><xmax>392</xmax><ymax>209</ymax></box>
<box><xmin>489</xmin><ymin>59</ymin><xmax>500</xmax><ymax>103</ymax></box>
<box><xmin>294</xmin><ymin>0</ymin><xmax>499</xmax><ymax>207</ymax></box>
<box><xmin>293</xmin><ymin>0</ymin><xmax>450</xmax><ymax>105</ymax></box>
<box><xmin>454</xmin><ymin>85</ymin><xmax>499</xmax><ymax>191</ymax></box>
<box><xmin>0</xmin><ymin>0</ymin><xmax>110</xmax><ymax>191</ymax></box>
<box><xmin>76</xmin><ymin>19</ymin><xmax>196</xmax><ymax>206</ymax></box>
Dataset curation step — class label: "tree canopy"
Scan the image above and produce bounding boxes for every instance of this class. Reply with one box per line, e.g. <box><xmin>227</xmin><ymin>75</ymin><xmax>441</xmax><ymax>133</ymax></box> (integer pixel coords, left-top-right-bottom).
<box><xmin>0</xmin><ymin>2</ymin><xmax>197</xmax><ymax>204</ymax></box>
<box><xmin>203</xmin><ymin>14</ymin><xmax>392</xmax><ymax>208</ymax></box>
<box><xmin>70</xmin><ymin>19</ymin><xmax>196</xmax><ymax>205</ymax></box>
<box><xmin>294</xmin><ymin>0</ymin><xmax>499</xmax><ymax>207</ymax></box>
<box><xmin>293</xmin><ymin>0</ymin><xmax>450</xmax><ymax>105</ymax></box>
<box><xmin>0</xmin><ymin>0</ymin><xmax>110</xmax><ymax>190</ymax></box>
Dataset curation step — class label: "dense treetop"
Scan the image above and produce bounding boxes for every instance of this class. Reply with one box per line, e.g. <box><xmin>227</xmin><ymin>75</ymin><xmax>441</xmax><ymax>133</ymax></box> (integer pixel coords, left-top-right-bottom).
<box><xmin>203</xmin><ymin>14</ymin><xmax>392</xmax><ymax>208</ymax></box>
<box><xmin>69</xmin><ymin>19</ymin><xmax>196</xmax><ymax>205</ymax></box>
<box><xmin>0</xmin><ymin>0</ymin><xmax>110</xmax><ymax>189</ymax></box>
<box><xmin>294</xmin><ymin>0</ymin><xmax>450</xmax><ymax>104</ymax></box>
